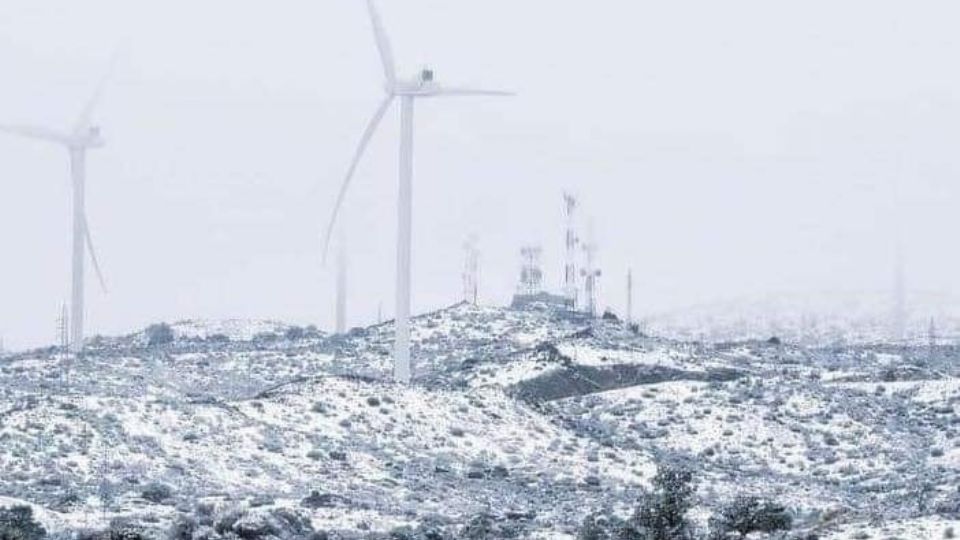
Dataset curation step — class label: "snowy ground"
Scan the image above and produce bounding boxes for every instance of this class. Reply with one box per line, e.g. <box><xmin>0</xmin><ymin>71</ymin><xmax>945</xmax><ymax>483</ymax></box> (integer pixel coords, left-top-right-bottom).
<box><xmin>1</xmin><ymin>302</ymin><xmax>958</xmax><ymax>538</ymax></box>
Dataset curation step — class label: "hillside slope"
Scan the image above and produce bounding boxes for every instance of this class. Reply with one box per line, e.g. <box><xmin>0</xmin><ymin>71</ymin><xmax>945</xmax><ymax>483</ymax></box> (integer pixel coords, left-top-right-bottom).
<box><xmin>1</xmin><ymin>303</ymin><xmax>959</xmax><ymax>538</ymax></box>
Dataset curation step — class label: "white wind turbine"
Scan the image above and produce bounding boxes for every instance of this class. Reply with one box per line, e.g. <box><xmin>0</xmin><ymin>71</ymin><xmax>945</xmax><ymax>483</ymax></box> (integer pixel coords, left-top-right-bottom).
<box><xmin>322</xmin><ymin>0</ymin><xmax>512</xmax><ymax>383</ymax></box>
<box><xmin>0</xmin><ymin>60</ymin><xmax>115</xmax><ymax>353</ymax></box>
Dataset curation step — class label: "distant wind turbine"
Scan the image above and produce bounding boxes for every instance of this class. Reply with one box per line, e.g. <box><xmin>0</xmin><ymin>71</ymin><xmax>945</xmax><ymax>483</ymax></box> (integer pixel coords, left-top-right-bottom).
<box><xmin>892</xmin><ymin>242</ymin><xmax>906</xmax><ymax>341</ymax></box>
<box><xmin>889</xmin><ymin>155</ymin><xmax>907</xmax><ymax>342</ymax></box>
<box><xmin>0</xmin><ymin>56</ymin><xmax>117</xmax><ymax>353</ymax></box>
<box><xmin>321</xmin><ymin>0</ymin><xmax>512</xmax><ymax>383</ymax></box>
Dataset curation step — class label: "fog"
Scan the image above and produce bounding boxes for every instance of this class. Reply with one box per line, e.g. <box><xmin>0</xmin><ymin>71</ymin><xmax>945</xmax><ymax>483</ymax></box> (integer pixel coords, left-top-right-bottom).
<box><xmin>2</xmin><ymin>0</ymin><xmax>959</xmax><ymax>349</ymax></box>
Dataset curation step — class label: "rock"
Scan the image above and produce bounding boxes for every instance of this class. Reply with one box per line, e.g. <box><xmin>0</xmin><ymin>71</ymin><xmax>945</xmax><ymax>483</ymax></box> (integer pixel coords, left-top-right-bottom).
<box><xmin>301</xmin><ymin>491</ymin><xmax>337</xmax><ymax>509</ymax></box>
<box><xmin>249</xmin><ymin>494</ymin><xmax>274</xmax><ymax>507</ymax></box>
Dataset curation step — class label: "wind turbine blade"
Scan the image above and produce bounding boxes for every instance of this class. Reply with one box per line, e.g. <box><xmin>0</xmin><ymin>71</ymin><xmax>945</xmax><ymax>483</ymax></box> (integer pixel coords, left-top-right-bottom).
<box><xmin>82</xmin><ymin>213</ymin><xmax>108</xmax><ymax>293</ymax></box>
<box><xmin>321</xmin><ymin>95</ymin><xmax>395</xmax><ymax>262</ymax></box>
<box><xmin>72</xmin><ymin>48</ymin><xmax>122</xmax><ymax>137</ymax></box>
<box><xmin>0</xmin><ymin>124</ymin><xmax>70</xmax><ymax>145</ymax></box>
<box><xmin>366</xmin><ymin>0</ymin><xmax>396</xmax><ymax>83</ymax></box>
<box><xmin>430</xmin><ymin>86</ymin><xmax>515</xmax><ymax>97</ymax></box>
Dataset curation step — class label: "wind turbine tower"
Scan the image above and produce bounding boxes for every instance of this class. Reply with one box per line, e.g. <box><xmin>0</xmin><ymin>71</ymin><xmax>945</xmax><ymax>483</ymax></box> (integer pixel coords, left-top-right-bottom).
<box><xmin>321</xmin><ymin>0</ymin><xmax>512</xmax><ymax>383</ymax></box>
<box><xmin>0</xmin><ymin>58</ymin><xmax>116</xmax><ymax>353</ymax></box>
<box><xmin>562</xmin><ymin>193</ymin><xmax>579</xmax><ymax>308</ymax></box>
<box><xmin>626</xmin><ymin>268</ymin><xmax>633</xmax><ymax>324</ymax></box>
<box><xmin>335</xmin><ymin>236</ymin><xmax>348</xmax><ymax>334</ymax></box>
<box><xmin>889</xmin><ymin>155</ymin><xmax>907</xmax><ymax>343</ymax></box>
<box><xmin>462</xmin><ymin>234</ymin><xmax>479</xmax><ymax>305</ymax></box>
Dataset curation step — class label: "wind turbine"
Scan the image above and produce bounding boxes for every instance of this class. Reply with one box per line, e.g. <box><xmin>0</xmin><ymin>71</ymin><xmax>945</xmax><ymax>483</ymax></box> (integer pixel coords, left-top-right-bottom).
<box><xmin>0</xmin><ymin>60</ymin><xmax>114</xmax><ymax>353</ymax></box>
<box><xmin>322</xmin><ymin>0</ymin><xmax>512</xmax><ymax>383</ymax></box>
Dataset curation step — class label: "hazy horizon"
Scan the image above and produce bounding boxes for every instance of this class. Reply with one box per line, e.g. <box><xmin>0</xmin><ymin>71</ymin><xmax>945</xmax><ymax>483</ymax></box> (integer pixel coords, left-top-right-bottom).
<box><xmin>4</xmin><ymin>0</ymin><xmax>960</xmax><ymax>350</ymax></box>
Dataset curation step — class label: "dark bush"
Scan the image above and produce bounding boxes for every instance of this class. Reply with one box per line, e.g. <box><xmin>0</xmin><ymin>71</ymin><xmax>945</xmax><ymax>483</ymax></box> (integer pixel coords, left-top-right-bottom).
<box><xmin>459</xmin><ymin>513</ymin><xmax>523</xmax><ymax>539</ymax></box>
<box><xmin>284</xmin><ymin>327</ymin><xmax>305</xmax><ymax>341</ymax></box>
<box><xmin>709</xmin><ymin>496</ymin><xmax>792</xmax><ymax>539</ymax></box>
<box><xmin>301</xmin><ymin>491</ymin><xmax>337</xmax><ymax>509</ymax></box>
<box><xmin>145</xmin><ymin>324</ymin><xmax>174</xmax><ymax>347</ymax></box>
<box><xmin>167</xmin><ymin>515</ymin><xmax>197</xmax><ymax>540</ymax></box>
<box><xmin>141</xmin><ymin>482</ymin><xmax>174</xmax><ymax>504</ymax></box>
<box><xmin>211</xmin><ymin>506</ymin><xmax>316</xmax><ymax>540</ymax></box>
<box><xmin>77</xmin><ymin>520</ymin><xmax>151</xmax><ymax>540</ymax></box>
<box><xmin>253</xmin><ymin>332</ymin><xmax>279</xmax><ymax>344</ymax></box>
<box><xmin>0</xmin><ymin>505</ymin><xmax>46</xmax><ymax>540</ymax></box>
<box><xmin>577</xmin><ymin>510</ymin><xmax>626</xmax><ymax>540</ymax></box>
<box><xmin>388</xmin><ymin>527</ymin><xmax>417</xmax><ymax>540</ymax></box>
<box><xmin>627</xmin><ymin>466</ymin><xmax>696</xmax><ymax>540</ymax></box>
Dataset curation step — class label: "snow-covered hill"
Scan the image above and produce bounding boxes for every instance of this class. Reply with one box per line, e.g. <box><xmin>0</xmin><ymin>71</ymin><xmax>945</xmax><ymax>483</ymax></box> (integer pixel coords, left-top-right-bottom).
<box><xmin>1</xmin><ymin>303</ymin><xmax>959</xmax><ymax>539</ymax></box>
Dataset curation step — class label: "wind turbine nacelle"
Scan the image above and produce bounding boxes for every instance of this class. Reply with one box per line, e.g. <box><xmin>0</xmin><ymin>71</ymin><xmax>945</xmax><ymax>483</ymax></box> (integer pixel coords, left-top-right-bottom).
<box><xmin>78</xmin><ymin>126</ymin><xmax>106</xmax><ymax>148</ymax></box>
<box><xmin>419</xmin><ymin>68</ymin><xmax>434</xmax><ymax>83</ymax></box>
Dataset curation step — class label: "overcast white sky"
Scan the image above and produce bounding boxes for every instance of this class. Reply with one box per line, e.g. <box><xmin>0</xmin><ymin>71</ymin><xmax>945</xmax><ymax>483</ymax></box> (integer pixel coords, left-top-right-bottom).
<box><xmin>2</xmin><ymin>0</ymin><xmax>959</xmax><ymax>349</ymax></box>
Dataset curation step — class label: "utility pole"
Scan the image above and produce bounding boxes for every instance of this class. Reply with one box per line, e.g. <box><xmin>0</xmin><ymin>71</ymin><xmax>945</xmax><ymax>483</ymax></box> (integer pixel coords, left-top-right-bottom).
<box><xmin>892</xmin><ymin>247</ymin><xmax>906</xmax><ymax>342</ymax></box>
<box><xmin>462</xmin><ymin>234</ymin><xmax>480</xmax><ymax>305</ymax></box>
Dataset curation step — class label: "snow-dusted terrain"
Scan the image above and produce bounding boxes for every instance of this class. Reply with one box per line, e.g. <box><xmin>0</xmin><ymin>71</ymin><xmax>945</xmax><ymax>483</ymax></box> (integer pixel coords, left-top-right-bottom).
<box><xmin>1</xmin><ymin>302</ymin><xmax>959</xmax><ymax>539</ymax></box>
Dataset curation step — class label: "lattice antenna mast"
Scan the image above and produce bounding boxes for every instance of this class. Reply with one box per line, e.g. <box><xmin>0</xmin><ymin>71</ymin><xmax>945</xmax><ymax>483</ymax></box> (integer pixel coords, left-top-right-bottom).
<box><xmin>58</xmin><ymin>302</ymin><xmax>69</xmax><ymax>352</ymax></box>
<box><xmin>563</xmin><ymin>193</ymin><xmax>579</xmax><ymax>307</ymax></box>
<box><xmin>580</xmin><ymin>226</ymin><xmax>601</xmax><ymax>317</ymax></box>
<box><xmin>462</xmin><ymin>234</ymin><xmax>480</xmax><ymax>305</ymax></box>
<box><xmin>57</xmin><ymin>303</ymin><xmax>71</xmax><ymax>391</ymax></box>
<box><xmin>518</xmin><ymin>246</ymin><xmax>544</xmax><ymax>296</ymax></box>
